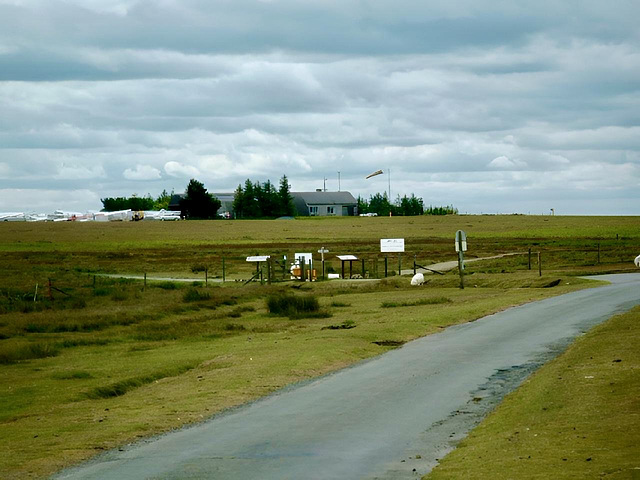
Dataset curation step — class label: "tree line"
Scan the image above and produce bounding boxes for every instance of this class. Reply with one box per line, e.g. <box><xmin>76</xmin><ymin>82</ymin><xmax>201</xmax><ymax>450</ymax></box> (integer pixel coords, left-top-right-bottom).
<box><xmin>232</xmin><ymin>175</ymin><xmax>295</xmax><ymax>219</ymax></box>
<box><xmin>101</xmin><ymin>190</ymin><xmax>173</xmax><ymax>212</ymax></box>
<box><xmin>357</xmin><ymin>193</ymin><xmax>457</xmax><ymax>216</ymax></box>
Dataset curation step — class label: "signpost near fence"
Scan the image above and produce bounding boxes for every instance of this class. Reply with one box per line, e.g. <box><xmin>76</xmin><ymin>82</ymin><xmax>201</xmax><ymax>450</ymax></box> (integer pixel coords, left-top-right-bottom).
<box><xmin>318</xmin><ymin>247</ymin><xmax>329</xmax><ymax>280</ymax></box>
<box><xmin>455</xmin><ymin>230</ymin><xmax>467</xmax><ymax>289</ymax></box>
<box><xmin>381</xmin><ymin>238</ymin><xmax>405</xmax><ymax>276</ymax></box>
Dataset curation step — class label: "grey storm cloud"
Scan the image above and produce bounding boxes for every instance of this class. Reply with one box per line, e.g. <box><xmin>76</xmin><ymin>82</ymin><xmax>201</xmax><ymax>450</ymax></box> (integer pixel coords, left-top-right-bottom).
<box><xmin>0</xmin><ymin>0</ymin><xmax>639</xmax><ymax>214</ymax></box>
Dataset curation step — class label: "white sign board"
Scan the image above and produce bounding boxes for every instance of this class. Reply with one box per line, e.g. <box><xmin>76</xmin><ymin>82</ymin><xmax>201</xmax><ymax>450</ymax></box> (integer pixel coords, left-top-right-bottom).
<box><xmin>336</xmin><ymin>255</ymin><xmax>358</xmax><ymax>261</ymax></box>
<box><xmin>246</xmin><ymin>255</ymin><xmax>270</xmax><ymax>262</ymax></box>
<box><xmin>380</xmin><ymin>238</ymin><xmax>405</xmax><ymax>253</ymax></box>
<box><xmin>294</xmin><ymin>252</ymin><xmax>313</xmax><ymax>268</ymax></box>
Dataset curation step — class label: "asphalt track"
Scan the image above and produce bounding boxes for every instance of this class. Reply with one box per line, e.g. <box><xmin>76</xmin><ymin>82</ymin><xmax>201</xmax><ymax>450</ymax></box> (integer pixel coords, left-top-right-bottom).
<box><xmin>54</xmin><ymin>273</ymin><xmax>640</xmax><ymax>480</ymax></box>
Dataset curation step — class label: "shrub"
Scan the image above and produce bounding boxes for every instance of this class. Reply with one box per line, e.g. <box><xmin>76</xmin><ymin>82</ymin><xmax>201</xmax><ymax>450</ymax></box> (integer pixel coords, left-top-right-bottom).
<box><xmin>155</xmin><ymin>282</ymin><xmax>178</xmax><ymax>290</ymax></box>
<box><xmin>266</xmin><ymin>294</ymin><xmax>325</xmax><ymax>318</ymax></box>
<box><xmin>0</xmin><ymin>342</ymin><xmax>60</xmax><ymax>364</ymax></box>
<box><xmin>183</xmin><ymin>288</ymin><xmax>210</xmax><ymax>302</ymax></box>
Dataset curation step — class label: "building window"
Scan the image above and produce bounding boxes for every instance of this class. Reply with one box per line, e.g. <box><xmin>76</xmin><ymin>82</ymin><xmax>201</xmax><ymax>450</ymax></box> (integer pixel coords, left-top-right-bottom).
<box><xmin>327</xmin><ymin>206</ymin><xmax>335</xmax><ymax>215</ymax></box>
<box><xmin>309</xmin><ymin>206</ymin><xmax>318</xmax><ymax>216</ymax></box>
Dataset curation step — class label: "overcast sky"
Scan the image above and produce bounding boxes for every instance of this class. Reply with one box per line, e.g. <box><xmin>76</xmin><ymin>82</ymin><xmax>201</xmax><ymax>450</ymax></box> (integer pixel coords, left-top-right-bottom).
<box><xmin>1</xmin><ymin>0</ymin><xmax>639</xmax><ymax>214</ymax></box>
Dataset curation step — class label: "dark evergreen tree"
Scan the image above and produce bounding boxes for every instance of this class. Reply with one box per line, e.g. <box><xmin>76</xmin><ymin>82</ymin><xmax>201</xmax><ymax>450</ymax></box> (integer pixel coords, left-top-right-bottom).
<box><xmin>357</xmin><ymin>195</ymin><xmax>369</xmax><ymax>215</ymax></box>
<box><xmin>277</xmin><ymin>175</ymin><xmax>295</xmax><ymax>217</ymax></box>
<box><xmin>179</xmin><ymin>179</ymin><xmax>221</xmax><ymax>219</ymax></box>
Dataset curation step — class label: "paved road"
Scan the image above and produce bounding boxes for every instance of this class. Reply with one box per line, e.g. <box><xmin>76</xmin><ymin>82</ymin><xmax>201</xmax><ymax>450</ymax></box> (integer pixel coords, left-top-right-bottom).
<box><xmin>54</xmin><ymin>274</ymin><xmax>640</xmax><ymax>480</ymax></box>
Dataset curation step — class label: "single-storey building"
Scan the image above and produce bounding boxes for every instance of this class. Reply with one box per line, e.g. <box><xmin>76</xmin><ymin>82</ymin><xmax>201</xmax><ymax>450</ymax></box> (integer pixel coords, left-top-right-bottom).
<box><xmin>292</xmin><ymin>191</ymin><xmax>358</xmax><ymax>217</ymax></box>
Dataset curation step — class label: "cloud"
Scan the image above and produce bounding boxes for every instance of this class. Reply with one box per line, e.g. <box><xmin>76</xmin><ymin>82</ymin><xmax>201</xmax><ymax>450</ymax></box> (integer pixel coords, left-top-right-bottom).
<box><xmin>54</xmin><ymin>164</ymin><xmax>105</xmax><ymax>180</ymax></box>
<box><xmin>164</xmin><ymin>161</ymin><xmax>200</xmax><ymax>178</ymax></box>
<box><xmin>123</xmin><ymin>164</ymin><xmax>161</xmax><ymax>180</ymax></box>
<box><xmin>488</xmin><ymin>156</ymin><xmax>527</xmax><ymax>170</ymax></box>
<box><xmin>0</xmin><ymin>1</ymin><xmax>638</xmax><ymax>214</ymax></box>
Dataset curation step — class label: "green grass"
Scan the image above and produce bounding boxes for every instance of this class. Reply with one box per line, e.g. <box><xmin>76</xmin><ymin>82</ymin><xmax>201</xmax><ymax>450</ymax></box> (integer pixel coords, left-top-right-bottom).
<box><xmin>381</xmin><ymin>296</ymin><xmax>452</xmax><ymax>308</ymax></box>
<box><xmin>425</xmin><ymin>306</ymin><xmax>640</xmax><ymax>480</ymax></box>
<box><xmin>0</xmin><ymin>216</ymin><xmax>635</xmax><ymax>479</ymax></box>
<box><xmin>85</xmin><ymin>362</ymin><xmax>199</xmax><ymax>399</ymax></box>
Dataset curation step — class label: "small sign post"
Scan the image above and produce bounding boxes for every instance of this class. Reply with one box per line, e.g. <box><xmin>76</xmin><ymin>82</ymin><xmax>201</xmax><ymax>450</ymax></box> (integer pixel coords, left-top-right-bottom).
<box><xmin>336</xmin><ymin>255</ymin><xmax>358</xmax><ymax>279</ymax></box>
<box><xmin>381</xmin><ymin>238</ymin><xmax>405</xmax><ymax>276</ymax></box>
<box><xmin>318</xmin><ymin>247</ymin><xmax>330</xmax><ymax>280</ymax></box>
<box><xmin>455</xmin><ymin>230</ymin><xmax>467</xmax><ymax>289</ymax></box>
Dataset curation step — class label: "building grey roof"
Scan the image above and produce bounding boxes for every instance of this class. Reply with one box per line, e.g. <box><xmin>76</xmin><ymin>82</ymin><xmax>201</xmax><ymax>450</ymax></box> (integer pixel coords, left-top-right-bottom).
<box><xmin>292</xmin><ymin>191</ymin><xmax>357</xmax><ymax>205</ymax></box>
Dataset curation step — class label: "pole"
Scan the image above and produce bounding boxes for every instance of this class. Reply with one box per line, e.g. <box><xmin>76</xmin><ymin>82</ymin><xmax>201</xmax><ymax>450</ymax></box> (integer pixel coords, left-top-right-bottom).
<box><xmin>341</xmin><ymin>260</ymin><xmax>345</xmax><ymax>279</ymax></box>
<box><xmin>222</xmin><ymin>257</ymin><xmax>226</xmax><ymax>283</ymax></box>
<box><xmin>205</xmin><ymin>268</ymin><xmax>208</xmax><ymax>287</ymax></box>
<box><xmin>144</xmin><ymin>273</ymin><xmax>147</xmax><ymax>290</ymax></box>
<box><xmin>398</xmin><ymin>254</ymin><xmax>402</xmax><ymax>276</ymax></box>
<box><xmin>388</xmin><ymin>168</ymin><xmax>391</xmax><ymax>200</ymax></box>
<box><xmin>385</xmin><ymin>256</ymin><xmax>388</xmax><ymax>277</ymax></box>
<box><xmin>538</xmin><ymin>252</ymin><xmax>542</xmax><ymax>277</ymax></box>
<box><xmin>458</xmin><ymin>250</ymin><xmax>465</xmax><ymax>289</ymax></box>
<box><xmin>349</xmin><ymin>260</ymin><xmax>353</xmax><ymax>279</ymax></box>
<box><xmin>413</xmin><ymin>254</ymin><xmax>417</xmax><ymax>275</ymax></box>
<box><xmin>300</xmin><ymin>257</ymin><xmax>305</xmax><ymax>282</ymax></box>
<box><xmin>267</xmin><ymin>258</ymin><xmax>272</xmax><ymax>285</ymax></box>
<box><xmin>528</xmin><ymin>247</ymin><xmax>532</xmax><ymax>270</ymax></box>
<box><xmin>361</xmin><ymin>258</ymin><xmax>365</xmax><ymax>277</ymax></box>
<box><xmin>597</xmin><ymin>243</ymin><xmax>600</xmax><ymax>264</ymax></box>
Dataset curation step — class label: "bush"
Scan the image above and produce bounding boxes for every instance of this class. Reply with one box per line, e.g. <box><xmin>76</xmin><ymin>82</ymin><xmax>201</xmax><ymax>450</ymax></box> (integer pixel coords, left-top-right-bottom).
<box><xmin>0</xmin><ymin>342</ymin><xmax>60</xmax><ymax>364</ymax></box>
<box><xmin>266</xmin><ymin>294</ymin><xmax>324</xmax><ymax>318</ymax></box>
<box><xmin>183</xmin><ymin>288</ymin><xmax>211</xmax><ymax>302</ymax></box>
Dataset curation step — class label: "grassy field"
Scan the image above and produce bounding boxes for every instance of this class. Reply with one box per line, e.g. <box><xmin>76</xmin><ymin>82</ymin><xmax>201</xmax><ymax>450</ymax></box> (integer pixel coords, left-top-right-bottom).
<box><xmin>425</xmin><ymin>305</ymin><xmax>640</xmax><ymax>480</ymax></box>
<box><xmin>0</xmin><ymin>215</ymin><xmax>637</xmax><ymax>479</ymax></box>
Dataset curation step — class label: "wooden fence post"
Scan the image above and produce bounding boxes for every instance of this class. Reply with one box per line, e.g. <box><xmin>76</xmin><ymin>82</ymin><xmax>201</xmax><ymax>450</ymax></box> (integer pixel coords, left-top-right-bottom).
<box><xmin>538</xmin><ymin>252</ymin><xmax>542</xmax><ymax>276</ymax></box>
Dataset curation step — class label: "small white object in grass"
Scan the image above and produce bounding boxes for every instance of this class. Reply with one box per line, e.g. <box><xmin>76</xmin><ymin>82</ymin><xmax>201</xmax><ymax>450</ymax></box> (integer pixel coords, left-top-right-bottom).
<box><xmin>635</xmin><ymin>254</ymin><xmax>640</xmax><ymax>267</ymax></box>
<box><xmin>410</xmin><ymin>273</ymin><xmax>425</xmax><ymax>286</ymax></box>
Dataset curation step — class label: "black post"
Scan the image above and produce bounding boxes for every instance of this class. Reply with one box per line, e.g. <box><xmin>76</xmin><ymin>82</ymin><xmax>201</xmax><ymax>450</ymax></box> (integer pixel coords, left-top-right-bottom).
<box><xmin>458</xmin><ymin>250</ymin><xmax>465</xmax><ymax>289</ymax></box>
<box><xmin>222</xmin><ymin>257</ymin><xmax>226</xmax><ymax>283</ymax></box>
<box><xmin>398</xmin><ymin>254</ymin><xmax>402</xmax><ymax>276</ymax></box>
<box><xmin>597</xmin><ymin>243</ymin><xmax>600</xmax><ymax>264</ymax></box>
<box><xmin>528</xmin><ymin>248</ymin><xmax>532</xmax><ymax>270</ymax></box>
<box><xmin>205</xmin><ymin>268</ymin><xmax>208</xmax><ymax>287</ymax></box>
<box><xmin>341</xmin><ymin>260</ymin><xmax>345</xmax><ymax>279</ymax></box>
<box><xmin>385</xmin><ymin>256</ymin><xmax>388</xmax><ymax>277</ymax></box>
<box><xmin>538</xmin><ymin>252</ymin><xmax>542</xmax><ymax>277</ymax></box>
<box><xmin>267</xmin><ymin>258</ymin><xmax>272</xmax><ymax>285</ymax></box>
<box><xmin>349</xmin><ymin>260</ymin><xmax>353</xmax><ymax>279</ymax></box>
<box><xmin>413</xmin><ymin>254</ymin><xmax>417</xmax><ymax>275</ymax></box>
<box><xmin>361</xmin><ymin>258</ymin><xmax>365</xmax><ymax>277</ymax></box>
<box><xmin>144</xmin><ymin>273</ymin><xmax>147</xmax><ymax>290</ymax></box>
<box><xmin>300</xmin><ymin>257</ymin><xmax>305</xmax><ymax>282</ymax></box>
